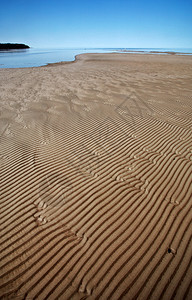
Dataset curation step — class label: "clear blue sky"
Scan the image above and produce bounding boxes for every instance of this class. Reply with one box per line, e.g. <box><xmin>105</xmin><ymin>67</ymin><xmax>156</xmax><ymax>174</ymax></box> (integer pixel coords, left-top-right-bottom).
<box><xmin>0</xmin><ymin>0</ymin><xmax>192</xmax><ymax>48</ymax></box>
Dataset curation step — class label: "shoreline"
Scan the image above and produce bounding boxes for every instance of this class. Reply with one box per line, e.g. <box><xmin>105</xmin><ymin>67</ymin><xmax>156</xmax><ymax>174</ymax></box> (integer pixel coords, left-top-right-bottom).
<box><xmin>1</xmin><ymin>50</ymin><xmax>192</xmax><ymax>69</ymax></box>
<box><xmin>43</xmin><ymin>51</ymin><xmax>192</xmax><ymax>68</ymax></box>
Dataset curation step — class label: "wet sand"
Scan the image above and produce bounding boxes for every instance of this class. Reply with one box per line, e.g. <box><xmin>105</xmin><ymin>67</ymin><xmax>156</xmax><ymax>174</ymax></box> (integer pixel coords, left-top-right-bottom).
<box><xmin>0</xmin><ymin>53</ymin><xmax>192</xmax><ymax>299</ymax></box>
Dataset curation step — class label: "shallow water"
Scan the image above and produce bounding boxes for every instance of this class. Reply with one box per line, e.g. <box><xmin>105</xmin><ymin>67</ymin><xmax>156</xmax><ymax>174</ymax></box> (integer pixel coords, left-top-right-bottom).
<box><xmin>0</xmin><ymin>47</ymin><xmax>192</xmax><ymax>68</ymax></box>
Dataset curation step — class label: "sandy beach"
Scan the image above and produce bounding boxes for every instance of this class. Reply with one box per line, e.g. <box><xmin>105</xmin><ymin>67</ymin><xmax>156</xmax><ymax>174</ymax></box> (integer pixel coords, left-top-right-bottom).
<box><xmin>0</xmin><ymin>53</ymin><xmax>192</xmax><ymax>299</ymax></box>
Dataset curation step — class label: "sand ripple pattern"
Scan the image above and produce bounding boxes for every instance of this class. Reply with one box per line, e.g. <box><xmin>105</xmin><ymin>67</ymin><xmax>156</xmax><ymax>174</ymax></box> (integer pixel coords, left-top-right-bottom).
<box><xmin>0</xmin><ymin>53</ymin><xmax>192</xmax><ymax>299</ymax></box>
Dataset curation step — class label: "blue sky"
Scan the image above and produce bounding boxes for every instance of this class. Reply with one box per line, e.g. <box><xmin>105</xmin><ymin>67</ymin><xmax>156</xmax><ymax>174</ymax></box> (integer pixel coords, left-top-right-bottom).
<box><xmin>0</xmin><ymin>0</ymin><xmax>192</xmax><ymax>48</ymax></box>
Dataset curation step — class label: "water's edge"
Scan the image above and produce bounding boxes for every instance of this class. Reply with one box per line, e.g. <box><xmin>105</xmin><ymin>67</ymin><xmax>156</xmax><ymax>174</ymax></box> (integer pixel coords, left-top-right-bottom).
<box><xmin>0</xmin><ymin>48</ymin><xmax>192</xmax><ymax>68</ymax></box>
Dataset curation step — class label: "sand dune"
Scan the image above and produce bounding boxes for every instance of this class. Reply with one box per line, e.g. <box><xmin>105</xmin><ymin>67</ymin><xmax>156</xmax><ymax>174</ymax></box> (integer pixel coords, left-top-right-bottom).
<box><xmin>0</xmin><ymin>53</ymin><xmax>192</xmax><ymax>299</ymax></box>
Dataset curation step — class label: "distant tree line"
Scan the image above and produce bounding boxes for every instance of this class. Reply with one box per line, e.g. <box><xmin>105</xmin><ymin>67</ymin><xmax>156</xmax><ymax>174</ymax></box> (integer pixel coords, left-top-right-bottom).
<box><xmin>0</xmin><ymin>43</ymin><xmax>30</xmax><ymax>50</ymax></box>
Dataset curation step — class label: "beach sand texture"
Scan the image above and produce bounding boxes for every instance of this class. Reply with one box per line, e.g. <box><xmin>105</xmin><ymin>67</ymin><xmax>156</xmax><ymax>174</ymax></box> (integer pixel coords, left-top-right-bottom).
<box><xmin>0</xmin><ymin>53</ymin><xmax>192</xmax><ymax>300</ymax></box>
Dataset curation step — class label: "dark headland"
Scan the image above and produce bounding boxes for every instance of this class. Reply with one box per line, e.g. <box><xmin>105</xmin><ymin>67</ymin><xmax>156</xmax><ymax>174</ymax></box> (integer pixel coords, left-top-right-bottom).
<box><xmin>0</xmin><ymin>43</ymin><xmax>30</xmax><ymax>50</ymax></box>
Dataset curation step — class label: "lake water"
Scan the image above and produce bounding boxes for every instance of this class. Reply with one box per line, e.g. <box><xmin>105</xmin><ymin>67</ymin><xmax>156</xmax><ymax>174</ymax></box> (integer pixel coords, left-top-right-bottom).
<box><xmin>0</xmin><ymin>48</ymin><xmax>192</xmax><ymax>68</ymax></box>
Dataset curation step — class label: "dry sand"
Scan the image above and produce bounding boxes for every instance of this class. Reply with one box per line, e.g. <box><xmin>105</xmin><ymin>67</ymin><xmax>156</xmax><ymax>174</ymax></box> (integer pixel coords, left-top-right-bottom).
<box><xmin>0</xmin><ymin>53</ymin><xmax>192</xmax><ymax>300</ymax></box>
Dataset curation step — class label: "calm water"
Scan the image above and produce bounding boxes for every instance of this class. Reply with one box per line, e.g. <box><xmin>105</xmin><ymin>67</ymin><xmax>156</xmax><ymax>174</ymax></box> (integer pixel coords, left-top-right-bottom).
<box><xmin>0</xmin><ymin>48</ymin><xmax>192</xmax><ymax>68</ymax></box>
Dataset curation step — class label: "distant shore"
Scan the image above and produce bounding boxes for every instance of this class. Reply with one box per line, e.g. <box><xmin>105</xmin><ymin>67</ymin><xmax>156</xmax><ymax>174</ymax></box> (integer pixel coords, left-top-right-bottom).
<box><xmin>0</xmin><ymin>43</ymin><xmax>30</xmax><ymax>50</ymax></box>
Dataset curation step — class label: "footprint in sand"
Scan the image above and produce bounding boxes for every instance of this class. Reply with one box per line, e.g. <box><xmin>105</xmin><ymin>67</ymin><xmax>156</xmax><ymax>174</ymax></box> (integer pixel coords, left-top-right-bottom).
<box><xmin>37</xmin><ymin>200</ymin><xmax>47</xmax><ymax>211</ymax></box>
<box><xmin>36</xmin><ymin>215</ymin><xmax>47</xmax><ymax>226</ymax></box>
<box><xmin>34</xmin><ymin>200</ymin><xmax>48</xmax><ymax>225</ymax></box>
<box><xmin>79</xmin><ymin>282</ymin><xmax>92</xmax><ymax>295</ymax></box>
<box><xmin>116</xmin><ymin>175</ymin><xmax>124</xmax><ymax>182</ymax></box>
<box><xmin>90</xmin><ymin>170</ymin><xmax>98</xmax><ymax>178</ymax></box>
<box><xmin>165</xmin><ymin>198</ymin><xmax>179</xmax><ymax>206</ymax></box>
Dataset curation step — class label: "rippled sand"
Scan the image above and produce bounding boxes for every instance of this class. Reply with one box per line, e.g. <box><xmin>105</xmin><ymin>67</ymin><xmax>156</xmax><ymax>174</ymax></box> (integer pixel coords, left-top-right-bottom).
<box><xmin>0</xmin><ymin>53</ymin><xmax>192</xmax><ymax>300</ymax></box>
